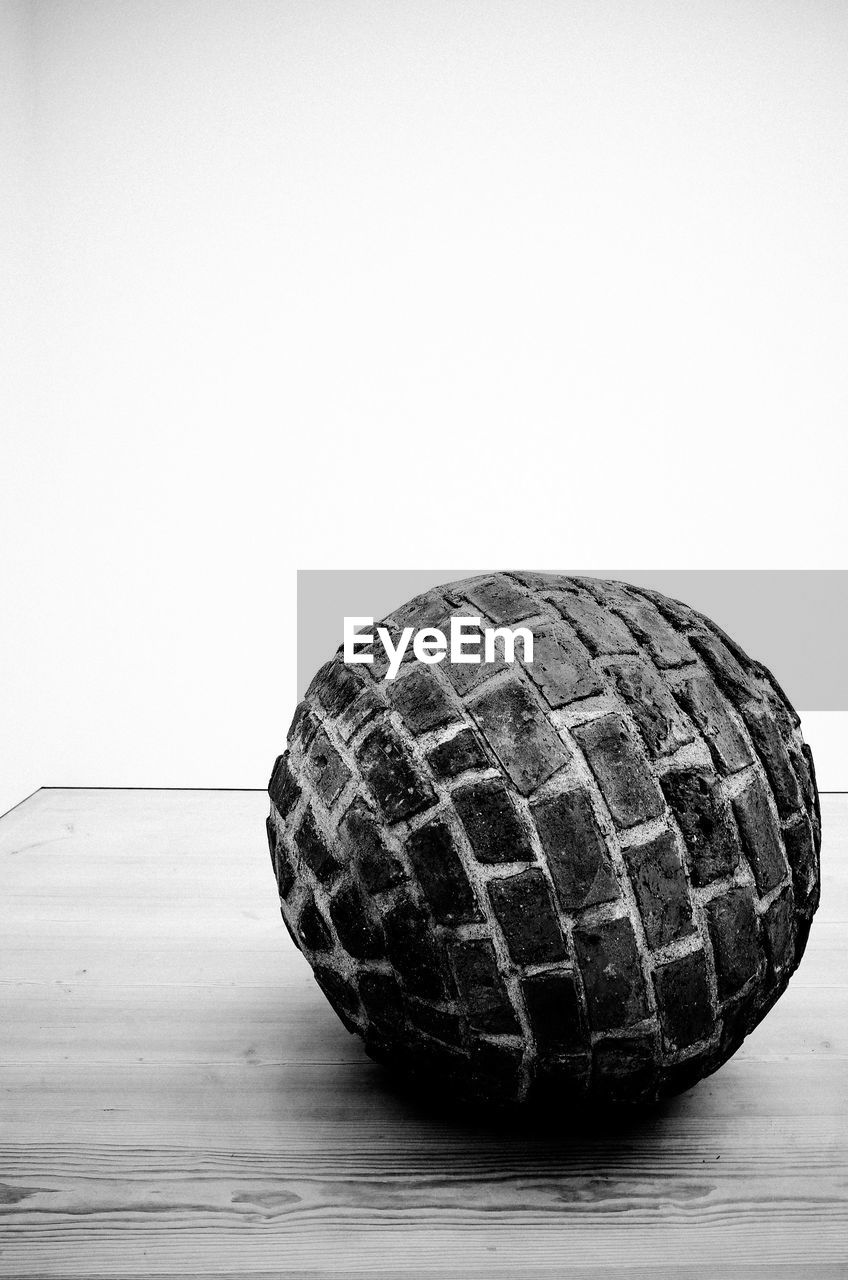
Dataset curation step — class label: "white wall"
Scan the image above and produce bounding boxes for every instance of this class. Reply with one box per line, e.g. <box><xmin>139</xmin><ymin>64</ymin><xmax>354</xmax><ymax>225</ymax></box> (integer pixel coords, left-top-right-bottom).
<box><xmin>4</xmin><ymin>1</ymin><xmax>848</xmax><ymax>816</ymax></box>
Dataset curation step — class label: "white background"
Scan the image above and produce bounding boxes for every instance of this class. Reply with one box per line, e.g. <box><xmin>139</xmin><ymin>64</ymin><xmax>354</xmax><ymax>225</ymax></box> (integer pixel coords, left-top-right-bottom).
<box><xmin>3</xmin><ymin>0</ymin><xmax>848</xmax><ymax>817</ymax></box>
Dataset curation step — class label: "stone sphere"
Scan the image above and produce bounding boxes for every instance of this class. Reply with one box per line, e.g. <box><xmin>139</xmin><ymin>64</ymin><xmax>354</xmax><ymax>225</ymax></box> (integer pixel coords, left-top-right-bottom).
<box><xmin>267</xmin><ymin>573</ymin><xmax>821</xmax><ymax>1107</ymax></box>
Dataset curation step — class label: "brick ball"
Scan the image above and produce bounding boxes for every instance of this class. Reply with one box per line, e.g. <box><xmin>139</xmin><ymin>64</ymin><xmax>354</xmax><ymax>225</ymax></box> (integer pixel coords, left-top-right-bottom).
<box><xmin>267</xmin><ymin>573</ymin><xmax>821</xmax><ymax>1106</ymax></box>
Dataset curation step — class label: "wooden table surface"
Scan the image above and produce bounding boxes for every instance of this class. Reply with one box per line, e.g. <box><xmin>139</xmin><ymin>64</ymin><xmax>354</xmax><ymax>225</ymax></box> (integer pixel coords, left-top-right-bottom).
<box><xmin>1</xmin><ymin>788</ymin><xmax>846</xmax><ymax>1278</ymax></box>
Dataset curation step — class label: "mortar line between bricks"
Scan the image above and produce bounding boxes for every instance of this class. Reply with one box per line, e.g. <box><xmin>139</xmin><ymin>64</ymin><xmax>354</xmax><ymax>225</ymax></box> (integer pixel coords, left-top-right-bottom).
<box><xmin>652</xmin><ymin>738</ymin><xmax>716</xmax><ymax>776</ymax></box>
<box><xmin>552</xmin><ymin>692</ymin><xmax>624</xmax><ymax>729</ymax></box>
<box><xmin>617</xmin><ymin>815</ymin><xmax>672</xmax><ymax>850</ymax></box>
<box><xmin>721</xmin><ymin>761</ymin><xmax>761</xmax><ymax>799</ymax></box>
<box><xmin>649</xmin><ymin>928</ymin><xmax>704</xmax><ymax>968</ymax></box>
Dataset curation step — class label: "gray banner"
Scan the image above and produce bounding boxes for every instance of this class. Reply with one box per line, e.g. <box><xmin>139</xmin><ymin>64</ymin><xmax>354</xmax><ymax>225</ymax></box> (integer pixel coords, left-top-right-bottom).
<box><xmin>297</xmin><ymin>570</ymin><xmax>848</xmax><ymax>710</ymax></box>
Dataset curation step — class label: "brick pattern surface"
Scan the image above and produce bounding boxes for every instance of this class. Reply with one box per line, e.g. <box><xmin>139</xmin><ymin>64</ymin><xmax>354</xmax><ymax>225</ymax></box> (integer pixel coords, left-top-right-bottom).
<box><xmin>268</xmin><ymin>573</ymin><xmax>822</xmax><ymax>1105</ymax></box>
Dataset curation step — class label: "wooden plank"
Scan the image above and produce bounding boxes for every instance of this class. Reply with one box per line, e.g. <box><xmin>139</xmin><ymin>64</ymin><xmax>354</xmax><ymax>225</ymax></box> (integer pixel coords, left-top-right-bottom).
<box><xmin>0</xmin><ymin>789</ymin><xmax>846</xmax><ymax>1277</ymax></box>
<box><xmin>0</xmin><ymin>1135</ymin><xmax>846</xmax><ymax>1273</ymax></box>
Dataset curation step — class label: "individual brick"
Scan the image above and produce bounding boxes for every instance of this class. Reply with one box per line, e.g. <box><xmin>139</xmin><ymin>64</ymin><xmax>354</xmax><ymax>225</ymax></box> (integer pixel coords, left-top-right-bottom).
<box><xmin>439</xmin><ymin>617</ymin><xmax>508</xmax><ymax>696</ymax></box>
<box><xmin>702</xmin><ymin>617</ymin><xmax>760</xmax><ymax>674</ymax></box>
<box><xmin>407</xmin><ymin>1000</ymin><xmax>466</xmax><ymax>1047</ymax></box>
<box><xmin>294</xmin><ymin>806</ymin><xmax>340</xmax><ymax>885</ymax></box>
<box><xmin>520</xmin><ymin>620</ymin><xmax>603</xmax><ymax>707</ymax></box>
<box><xmin>427</xmin><ymin>728</ymin><xmax>489</xmax><ymax>778</ymax></box>
<box><xmin>661</xmin><ymin>1047</ymin><xmax>722</xmax><ymax>1099</ymax></box>
<box><xmin>673</xmin><ymin>673</ymin><xmax>753</xmax><ymax>774</ymax></box>
<box><xmin>279</xmin><ymin>901</ymin><xmax>303</xmax><ymax>952</ymax></box>
<box><xmin>530</xmin><ymin>788</ymin><xmax>619</xmax><ymax>910</ymax></box>
<box><xmin>573</xmin><ymin>916</ymin><xmax>650</xmax><ymax>1032</ymax></box>
<box><xmin>453</xmin><ymin>779</ymin><xmax>534</xmax><ymax>865</ymax></box>
<box><xmin>335</xmin><ymin>687</ymin><xmax>383</xmax><ymax>743</ymax></box>
<box><xmin>547</xmin><ymin>589</ymin><xmax>639</xmax><ymax>656</ymax></box>
<box><xmin>741</xmin><ymin>702</ymin><xmax>803</xmax><ymax>819</ymax></box>
<box><xmin>605</xmin><ymin>658</ymin><xmax>695</xmax><ymax>758</ymax></box>
<box><xmin>266</xmin><ymin>813</ymin><xmax>280</xmax><ymax>873</ymax></box>
<box><xmin>405</xmin><ymin>820</ymin><xmax>483</xmax><ymax>926</ymax></box>
<box><xmin>449</xmin><ymin>938</ymin><xmax>521</xmax><ymax>1034</ymax></box>
<box><xmin>286</xmin><ymin>701</ymin><xmax>319</xmax><ymax>753</ymax></box>
<box><xmin>337</xmin><ymin>798</ymin><xmax>406</xmax><ymax>894</ymax></box>
<box><xmin>592</xmin><ymin>1033</ymin><xmax>659</xmax><ymax>1104</ymax></box>
<box><xmin>732</xmin><ymin>777</ymin><xmax>788</xmax><ymax>896</ymax></box>
<box><xmin>269</xmin><ymin>822</ymin><xmax>295</xmax><ymax>898</ymax></box>
<box><xmin>468</xmin><ymin>678</ymin><xmax>569</xmax><ymax>796</ymax></box>
<box><xmin>793</xmin><ymin>909</ymin><xmax>815</xmax><ymax>970</ymax></box>
<box><xmin>789</xmin><ymin>736</ymin><xmax>819</xmax><ymax>825</ymax></box>
<box><xmin>660</xmin><ymin>767</ymin><xmax>740</xmax><ymax>886</ymax></box>
<box><xmin>298</xmin><ymin>894</ymin><xmax>333</xmax><ymax>952</ymax></box>
<box><xmin>387</xmin><ymin>588</ymin><xmax>452</xmax><ymax>631</ymax></box>
<box><xmin>268</xmin><ymin>753</ymin><xmax>301</xmax><ymax>819</ymax></box>
<box><xmin>312</xmin><ymin>964</ymin><xmax>360</xmax><ymax>1033</ymax></box>
<box><xmin>460</xmin><ymin>574</ymin><xmax>535</xmax><ymax>624</ymax></box>
<box><xmin>565</xmin><ymin>576</ymin><xmax>627</xmax><ymax>603</ymax></box>
<box><xmin>383</xmin><ymin>896</ymin><xmax>452</xmax><ymax>1000</ymax></box>
<box><xmin>718</xmin><ymin>984</ymin><xmax>761</xmax><ymax>1058</ymax></box>
<box><xmin>358</xmin><ymin>969</ymin><xmax>405</xmax><ymax>1032</ymax></box>
<box><xmin>761</xmin><ymin>886</ymin><xmax>796</xmax><ymax>986</ymax></box>
<box><xmin>387</xmin><ymin>665</ymin><xmax>460</xmax><ymax>734</ymax></box>
<box><xmin>623</xmin><ymin>829</ymin><xmax>695</xmax><ymax>949</ymax></box>
<box><xmin>755</xmin><ymin>684</ymin><xmax>799</xmax><ymax>743</ymax></box>
<box><xmin>571</xmin><ymin>713</ymin><xmax>664</xmax><ymax>828</ymax></box>
<box><xmin>510</xmin><ymin>570</ymin><xmax>574</xmax><ymax>591</ymax></box>
<box><xmin>367</xmin><ymin>624</ymin><xmax>417</xmax><ymax>680</ymax></box>
<box><xmin>653</xmin><ymin>949</ymin><xmax>713</xmax><ymax>1049</ymax></box>
<box><xmin>633</xmin><ymin>587</ymin><xmax>698</xmax><ymax>632</ymax></box>
<box><xmin>782</xmin><ymin>817</ymin><xmax>819</xmax><ymax>911</ymax></box>
<box><xmin>357</xmin><ymin>724</ymin><xmax>436</xmax><ymax>822</ymax></box>
<box><xmin>308</xmin><ymin>660</ymin><xmax>363</xmax><ymax>718</ymax></box>
<box><xmin>520</xmin><ymin>971</ymin><xmax>584</xmax><ymax>1054</ymax></box>
<box><xmin>706</xmin><ymin>888</ymin><xmax>761</xmax><ymax>1000</ymax></box>
<box><xmin>305</xmin><ymin>729</ymin><xmax>351</xmax><ymax>808</ymax></box>
<box><xmin>599</xmin><ymin>585</ymin><xmax>696</xmax><ymax>667</ymax></box>
<box><xmin>330</xmin><ymin>881</ymin><xmax>384</xmax><ymax>959</ymax></box>
<box><xmin>488</xmin><ymin>869</ymin><xmax>568</xmax><ymax>966</ymax></box>
<box><xmin>689</xmin><ymin>632</ymin><xmax>762</xmax><ymax>704</ymax></box>
<box><xmin>757</xmin><ymin>665</ymin><xmax>802</xmax><ymax>728</ymax></box>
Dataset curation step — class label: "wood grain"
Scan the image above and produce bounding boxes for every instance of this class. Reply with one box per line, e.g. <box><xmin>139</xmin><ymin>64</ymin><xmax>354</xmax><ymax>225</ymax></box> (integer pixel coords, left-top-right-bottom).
<box><xmin>1</xmin><ymin>787</ymin><xmax>846</xmax><ymax>1277</ymax></box>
